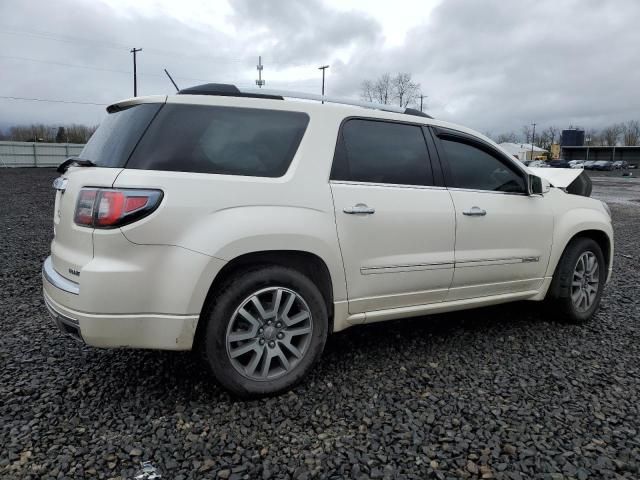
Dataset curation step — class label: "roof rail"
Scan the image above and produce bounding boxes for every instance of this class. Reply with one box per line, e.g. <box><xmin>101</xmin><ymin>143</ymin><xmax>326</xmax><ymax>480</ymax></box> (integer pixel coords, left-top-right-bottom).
<box><xmin>178</xmin><ymin>83</ymin><xmax>433</xmax><ymax>119</ymax></box>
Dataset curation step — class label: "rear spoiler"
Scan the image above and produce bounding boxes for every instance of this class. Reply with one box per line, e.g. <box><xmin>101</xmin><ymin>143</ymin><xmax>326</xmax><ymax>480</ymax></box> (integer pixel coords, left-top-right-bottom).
<box><xmin>106</xmin><ymin>95</ymin><xmax>167</xmax><ymax>114</ymax></box>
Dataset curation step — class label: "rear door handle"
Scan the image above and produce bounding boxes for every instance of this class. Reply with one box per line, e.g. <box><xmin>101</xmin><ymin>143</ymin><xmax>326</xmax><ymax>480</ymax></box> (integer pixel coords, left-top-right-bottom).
<box><xmin>462</xmin><ymin>206</ymin><xmax>487</xmax><ymax>216</ymax></box>
<box><xmin>344</xmin><ymin>203</ymin><xmax>375</xmax><ymax>215</ymax></box>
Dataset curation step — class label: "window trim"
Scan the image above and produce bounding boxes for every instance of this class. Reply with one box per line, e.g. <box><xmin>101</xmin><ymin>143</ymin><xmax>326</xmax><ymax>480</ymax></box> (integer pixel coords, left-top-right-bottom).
<box><xmin>329</xmin><ymin>116</ymin><xmax>443</xmax><ymax>188</ymax></box>
<box><xmin>430</xmin><ymin>126</ymin><xmax>530</xmax><ymax>195</ymax></box>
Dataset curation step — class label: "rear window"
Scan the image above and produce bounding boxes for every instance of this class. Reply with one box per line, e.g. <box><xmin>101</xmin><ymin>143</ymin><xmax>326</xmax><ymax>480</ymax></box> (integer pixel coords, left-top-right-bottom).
<box><xmin>126</xmin><ymin>104</ymin><xmax>310</xmax><ymax>177</ymax></box>
<box><xmin>80</xmin><ymin>103</ymin><xmax>162</xmax><ymax>168</ymax></box>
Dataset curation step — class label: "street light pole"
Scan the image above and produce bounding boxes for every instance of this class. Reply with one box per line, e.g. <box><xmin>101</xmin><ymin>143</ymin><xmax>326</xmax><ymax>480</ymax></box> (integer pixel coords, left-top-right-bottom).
<box><xmin>318</xmin><ymin>65</ymin><xmax>329</xmax><ymax>103</ymax></box>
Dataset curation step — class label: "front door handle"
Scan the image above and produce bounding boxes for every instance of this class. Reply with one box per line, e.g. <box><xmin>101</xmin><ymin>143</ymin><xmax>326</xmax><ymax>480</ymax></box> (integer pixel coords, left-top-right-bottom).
<box><xmin>462</xmin><ymin>206</ymin><xmax>487</xmax><ymax>216</ymax></box>
<box><xmin>344</xmin><ymin>203</ymin><xmax>375</xmax><ymax>215</ymax></box>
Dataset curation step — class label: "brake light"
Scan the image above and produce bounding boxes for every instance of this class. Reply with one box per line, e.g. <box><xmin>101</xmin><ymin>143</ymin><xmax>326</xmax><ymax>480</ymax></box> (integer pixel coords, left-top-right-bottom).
<box><xmin>74</xmin><ymin>188</ymin><xmax>163</xmax><ymax>228</ymax></box>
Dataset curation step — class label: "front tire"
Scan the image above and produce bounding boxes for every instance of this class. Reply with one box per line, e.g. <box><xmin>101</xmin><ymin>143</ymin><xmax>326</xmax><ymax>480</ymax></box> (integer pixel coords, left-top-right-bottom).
<box><xmin>202</xmin><ymin>266</ymin><xmax>328</xmax><ymax>398</ymax></box>
<box><xmin>546</xmin><ymin>237</ymin><xmax>606</xmax><ymax>323</ymax></box>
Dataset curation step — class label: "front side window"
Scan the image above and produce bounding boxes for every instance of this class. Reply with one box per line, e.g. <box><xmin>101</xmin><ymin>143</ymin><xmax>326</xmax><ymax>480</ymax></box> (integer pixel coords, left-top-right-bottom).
<box><xmin>331</xmin><ymin>119</ymin><xmax>433</xmax><ymax>186</ymax></box>
<box><xmin>127</xmin><ymin>105</ymin><xmax>309</xmax><ymax>177</ymax></box>
<box><xmin>440</xmin><ymin>138</ymin><xmax>525</xmax><ymax>193</ymax></box>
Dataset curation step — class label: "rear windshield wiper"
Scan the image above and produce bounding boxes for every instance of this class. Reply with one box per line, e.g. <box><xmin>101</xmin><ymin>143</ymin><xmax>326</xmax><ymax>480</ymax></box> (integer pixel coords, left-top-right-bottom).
<box><xmin>57</xmin><ymin>157</ymin><xmax>96</xmax><ymax>173</ymax></box>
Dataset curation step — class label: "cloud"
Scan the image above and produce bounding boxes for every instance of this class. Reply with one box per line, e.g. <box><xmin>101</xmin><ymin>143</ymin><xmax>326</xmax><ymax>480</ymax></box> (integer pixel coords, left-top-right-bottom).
<box><xmin>1</xmin><ymin>0</ymin><xmax>639</xmax><ymax>137</ymax></box>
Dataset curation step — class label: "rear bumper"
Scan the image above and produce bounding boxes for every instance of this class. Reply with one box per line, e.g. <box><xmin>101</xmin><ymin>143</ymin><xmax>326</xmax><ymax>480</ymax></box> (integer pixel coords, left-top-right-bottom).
<box><xmin>43</xmin><ymin>287</ymin><xmax>199</xmax><ymax>350</ymax></box>
<box><xmin>44</xmin><ymin>292</ymin><xmax>83</xmax><ymax>342</ymax></box>
<box><xmin>41</xmin><ymin>244</ymin><xmax>225</xmax><ymax>349</ymax></box>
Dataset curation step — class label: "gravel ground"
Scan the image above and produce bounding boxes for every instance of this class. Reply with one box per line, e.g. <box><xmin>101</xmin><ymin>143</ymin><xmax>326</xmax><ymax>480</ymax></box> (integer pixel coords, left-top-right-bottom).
<box><xmin>1</xmin><ymin>168</ymin><xmax>639</xmax><ymax>480</ymax></box>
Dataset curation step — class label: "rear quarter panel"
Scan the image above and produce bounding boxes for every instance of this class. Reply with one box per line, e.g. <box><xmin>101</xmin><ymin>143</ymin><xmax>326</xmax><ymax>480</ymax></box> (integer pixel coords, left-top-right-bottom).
<box><xmin>112</xmin><ymin>105</ymin><xmax>348</xmax><ymax>307</ymax></box>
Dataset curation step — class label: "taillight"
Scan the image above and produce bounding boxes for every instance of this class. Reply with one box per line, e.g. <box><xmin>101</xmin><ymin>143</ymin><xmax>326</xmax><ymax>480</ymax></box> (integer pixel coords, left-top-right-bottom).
<box><xmin>74</xmin><ymin>188</ymin><xmax>163</xmax><ymax>228</ymax></box>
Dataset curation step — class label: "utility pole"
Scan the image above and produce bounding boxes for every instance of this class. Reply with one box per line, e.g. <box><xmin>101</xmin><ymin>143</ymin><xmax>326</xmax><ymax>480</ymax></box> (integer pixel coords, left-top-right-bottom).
<box><xmin>256</xmin><ymin>56</ymin><xmax>265</xmax><ymax>88</ymax></box>
<box><xmin>318</xmin><ymin>65</ymin><xmax>329</xmax><ymax>103</ymax></box>
<box><xmin>419</xmin><ymin>94</ymin><xmax>428</xmax><ymax>112</ymax></box>
<box><xmin>130</xmin><ymin>48</ymin><xmax>142</xmax><ymax>96</ymax></box>
<box><xmin>531</xmin><ymin>122</ymin><xmax>537</xmax><ymax>161</ymax></box>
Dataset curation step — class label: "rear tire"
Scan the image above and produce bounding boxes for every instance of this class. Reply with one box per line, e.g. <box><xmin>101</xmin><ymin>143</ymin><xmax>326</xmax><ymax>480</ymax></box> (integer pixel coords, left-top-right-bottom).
<box><xmin>202</xmin><ymin>266</ymin><xmax>328</xmax><ymax>398</ymax></box>
<box><xmin>546</xmin><ymin>237</ymin><xmax>606</xmax><ymax>323</ymax></box>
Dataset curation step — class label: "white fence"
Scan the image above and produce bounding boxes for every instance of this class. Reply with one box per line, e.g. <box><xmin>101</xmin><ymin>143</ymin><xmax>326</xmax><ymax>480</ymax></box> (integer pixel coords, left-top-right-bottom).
<box><xmin>0</xmin><ymin>141</ymin><xmax>85</xmax><ymax>168</ymax></box>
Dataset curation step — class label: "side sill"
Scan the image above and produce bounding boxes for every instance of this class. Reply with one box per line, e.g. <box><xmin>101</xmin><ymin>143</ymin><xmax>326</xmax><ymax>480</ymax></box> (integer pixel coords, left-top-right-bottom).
<box><xmin>345</xmin><ymin>290</ymin><xmax>540</xmax><ymax>325</ymax></box>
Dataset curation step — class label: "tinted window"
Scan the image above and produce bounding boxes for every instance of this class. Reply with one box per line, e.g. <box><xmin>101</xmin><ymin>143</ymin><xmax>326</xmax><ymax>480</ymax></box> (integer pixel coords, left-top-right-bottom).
<box><xmin>127</xmin><ymin>105</ymin><xmax>309</xmax><ymax>177</ymax></box>
<box><xmin>331</xmin><ymin>119</ymin><xmax>433</xmax><ymax>186</ymax></box>
<box><xmin>440</xmin><ymin>138</ymin><xmax>525</xmax><ymax>193</ymax></box>
<box><xmin>80</xmin><ymin>103</ymin><xmax>162</xmax><ymax>168</ymax></box>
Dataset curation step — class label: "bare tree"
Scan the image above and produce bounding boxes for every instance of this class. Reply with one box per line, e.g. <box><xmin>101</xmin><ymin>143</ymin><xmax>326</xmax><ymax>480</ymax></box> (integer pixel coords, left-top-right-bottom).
<box><xmin>622</xmin><ymin>120</ymin><xmax>640</xmax><ymax>146</ymax></box>
<box><xmin>360</xmin><ymin>72</ymin><xmax>421</xmax><ymax>106</ymax></box>
<box><xmin>360</xmin><ymin>80</ymin><xmax>375</xmax><ymax>103</ymax></box>
<box><xmin>601</xmin><ymin>124</ymin><xmax>622</xmax><ymax>146</ymax></box>
<box><xmin>495</xmin><ymin>132</ymin><xmax>518</xmax><ymax>143</ymax></box>
<box><xmin>585</xmin><ymin>128</ymin><xmax>600</xmax><ymax>146</ymax></box>
<box><xmin>373</xmin><ymin>73</ymin><xmax>393</xmax><ymax>105</ymax></box>
<box><xmin>537</xmin><ymin>131</ymin><xmax>551</xmax><ymax>150</ymax></box>
<box><xmin>521</xmin><ymin>125</ymin><xmax>532</xmax><ymax>144</ymax></box>
<box><xmin>543</xmin><ymin>126</ymin><xmax>559</xmax><ymax>146</ymax></box>
<box><xmin>5</xmin><ymin>123</ymin><xmax>96</xmax><ymax>143</ymax></box>
<box><xmin>392</xmin><ymin>73</ymin><xmax>421</xmax><ymax>108</ymax></box>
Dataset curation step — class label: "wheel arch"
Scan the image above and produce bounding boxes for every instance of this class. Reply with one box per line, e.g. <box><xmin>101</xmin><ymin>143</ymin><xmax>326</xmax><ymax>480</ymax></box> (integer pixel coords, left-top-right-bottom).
<box><xmin>194</xmin><ymin>250</ymin><xmax>337</xmax><ymax>351</ymax></box>
<box><xmin>547</xmin><ymin>227</ymin><xmax>613</xmax><ymax>300</ymax></box>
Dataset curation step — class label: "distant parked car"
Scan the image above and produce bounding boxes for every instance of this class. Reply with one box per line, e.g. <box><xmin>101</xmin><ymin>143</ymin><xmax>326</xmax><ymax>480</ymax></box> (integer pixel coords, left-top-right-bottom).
<box><xmin>582</xmin><ymin>161</ymin><xmax>597</xmax><ymax>170</ymax></box>
<box><xmin>612</xmin><ymin>161</ymin><xmax>628</xmax><ymax>169</ymax></box>
<box><xmin>593</xmin><ymin>161</ymin><xmax>614</xmax><ymax>171</ymax></box>
<box><xmin>549</xmin><ymin>159</ymin><xmax>571</xmax><ymax>168</ymax></box>
<box><xmin>569</xmin><ymin>160</ymin><xmax>585</xmax><ymax>169</ymax></box>
<box><xmin>528</xmin><ymin>160</ymin><xmax>548</xmax><ymax>168</ymax></box>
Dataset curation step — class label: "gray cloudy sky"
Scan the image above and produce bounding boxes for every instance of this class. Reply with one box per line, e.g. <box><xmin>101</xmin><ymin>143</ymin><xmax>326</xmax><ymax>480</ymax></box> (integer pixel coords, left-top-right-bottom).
<box><xmin>1</xmin><ymin>0</ymin><xmax>639</xmax><ymax>136</ymax></box>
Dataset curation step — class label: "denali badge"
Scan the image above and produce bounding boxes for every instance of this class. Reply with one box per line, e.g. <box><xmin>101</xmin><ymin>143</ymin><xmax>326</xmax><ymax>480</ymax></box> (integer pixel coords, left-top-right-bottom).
<box><xmin>68</xmin><ymin>268</ymin><xmax>80</xmax><ymax>277</ymax></box>
<box><xmin>52</xmin><ymin>177</ymin><xmax>68</xmax><ymax>192</ymax></box>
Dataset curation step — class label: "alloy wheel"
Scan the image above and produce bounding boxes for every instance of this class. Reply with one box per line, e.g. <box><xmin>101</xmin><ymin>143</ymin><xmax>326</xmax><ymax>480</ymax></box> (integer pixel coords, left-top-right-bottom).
<box><xmin>571</xmin><ymin>251</ymin><xmax>600</xmax><ymax>313</ymax></box>
<box><xmin>225</xmin><ymin>287</ymin><xmax>313</xmax><ymax>381</ymax></box>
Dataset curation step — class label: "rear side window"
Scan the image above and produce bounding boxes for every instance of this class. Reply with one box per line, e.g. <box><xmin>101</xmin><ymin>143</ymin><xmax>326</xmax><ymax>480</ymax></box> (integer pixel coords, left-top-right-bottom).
<box><xmin>80</xmin><ymin>103</ymin><xmax>162</xmax><ymax>168</ymax></box>
<box><xmin>127</xmin><ymin>105</ymin><xmax>309</xmax><ymax>177</ymax></box>
<box><xmin>331</xmin><ymin>119</ymin><xmax>433</xmax><ymax>186</ymax></box>
<box><xmin>440</xmin><ymin>138</ymin><xmax>526</xmax><ymax>193</ymax></box>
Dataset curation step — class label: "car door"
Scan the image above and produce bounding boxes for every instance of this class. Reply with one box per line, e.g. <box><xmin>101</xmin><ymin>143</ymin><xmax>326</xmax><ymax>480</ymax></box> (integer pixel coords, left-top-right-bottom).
<box><xmin>330</xmin><ymin>118</ymin><xmax>456</xmax><ymax>314</ymax></box>
<box><xmin>429</xmin><ymin>127</ymin><xmax>554</xmax><ymax>301</ymax></box>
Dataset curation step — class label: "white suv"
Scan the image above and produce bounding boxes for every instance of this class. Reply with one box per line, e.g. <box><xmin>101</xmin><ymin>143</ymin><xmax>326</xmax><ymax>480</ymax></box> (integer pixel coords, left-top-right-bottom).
<box><xmin>43</xmin><ymin>84</ymin><xmax>613</xmax><ymax>397</ymax></box>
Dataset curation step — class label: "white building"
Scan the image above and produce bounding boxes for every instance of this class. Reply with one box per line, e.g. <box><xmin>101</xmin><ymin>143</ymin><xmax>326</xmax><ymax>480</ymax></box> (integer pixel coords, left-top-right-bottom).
<box><xmin>499</xmin><ymin>142</ymin><xmax>548</xmax><ymax>162</ymax></box>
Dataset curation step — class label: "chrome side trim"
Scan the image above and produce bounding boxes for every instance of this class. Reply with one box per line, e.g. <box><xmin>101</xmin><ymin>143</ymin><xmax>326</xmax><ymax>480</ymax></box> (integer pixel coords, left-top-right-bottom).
<box><xmin>42</xmin><ymin>256</ymin><xmax>79</xmax><ymax>295</ymax></box>
<box><xmin>456</xmin><ymin>256</ymin><xmax>540</xmax><ymax>268</ymax></box>
<box><xmin>361</xmin><ymin>262</ymin><xmax>454</xmax><ymax>275</ymax></box>
<box><xmin>362</xmin><ymin>257</ymin><xmax>540</xmax><ymax>275</ymax></box>
<box><xmin>330</xmin><ymin>180</ymin><xmax>447</xmax><ymax>191</ymax></box>
<box><xmin>447</xmin><ymin>187</ymin><xmax>529</xmax><ymax>196</ymax></box>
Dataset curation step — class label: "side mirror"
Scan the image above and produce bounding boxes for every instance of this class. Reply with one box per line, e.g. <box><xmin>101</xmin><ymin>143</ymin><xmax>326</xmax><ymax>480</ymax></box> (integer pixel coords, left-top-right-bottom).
<box><xmin>529</xmin><ymin>175</ymin><xmax>551</xmax><ymax>195</ymax></box>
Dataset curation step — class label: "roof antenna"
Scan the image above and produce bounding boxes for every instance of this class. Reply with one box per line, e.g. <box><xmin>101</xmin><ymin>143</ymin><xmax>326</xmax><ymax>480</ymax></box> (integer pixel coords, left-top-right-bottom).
<box><xmin>164</xmin><ymin>69</ymin><xmax>179</xmax><ymax>92</ymax></box>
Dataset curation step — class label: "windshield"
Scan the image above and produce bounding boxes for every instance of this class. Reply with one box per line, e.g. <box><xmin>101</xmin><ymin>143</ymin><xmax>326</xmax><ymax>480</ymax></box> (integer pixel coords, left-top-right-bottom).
<box><xmin>79</xmin><ymin>103</ymin><xmax>162</xmax><ymax>168</ymax></box>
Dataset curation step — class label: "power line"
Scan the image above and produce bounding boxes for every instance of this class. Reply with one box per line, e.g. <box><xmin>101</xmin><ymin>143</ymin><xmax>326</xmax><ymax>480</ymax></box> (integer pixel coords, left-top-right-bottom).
<box><xmin>0</xmin><ymin>54</ymin><xmax>131</xmax><ymax>75</ymax></box>
<box><xmin>0</xmin><ymin>95</ymin><xmax>106</xmax><ymax>106</ymax></box>
<box><xmin>0</xmin><ymin>26</ymin><xmax>250</xmax><ymax>64</ymax></box>
<box><xmin>0</xmin><ymin>54</ymin><xmax>214</xmax><ymax>84</ymax></box>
